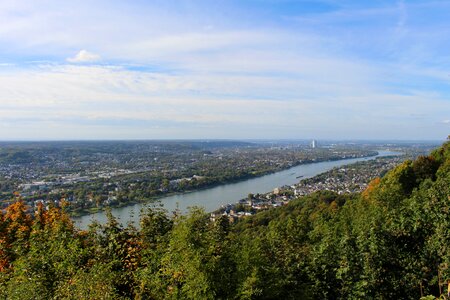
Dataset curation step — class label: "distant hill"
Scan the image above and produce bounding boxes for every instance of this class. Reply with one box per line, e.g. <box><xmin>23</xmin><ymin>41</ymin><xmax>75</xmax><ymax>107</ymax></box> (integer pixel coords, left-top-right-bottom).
<box><xmin>0</xmin><ymin>149</ymin><xmax>35</xmax><ymax>164</ymax></box>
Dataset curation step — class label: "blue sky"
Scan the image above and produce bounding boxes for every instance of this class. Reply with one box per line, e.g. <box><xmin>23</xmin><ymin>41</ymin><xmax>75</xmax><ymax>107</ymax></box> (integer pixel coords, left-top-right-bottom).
<box><xmin>0</xmin><ymin>0</ymin><xmax>448</xmax><ymax>140</ymax></box>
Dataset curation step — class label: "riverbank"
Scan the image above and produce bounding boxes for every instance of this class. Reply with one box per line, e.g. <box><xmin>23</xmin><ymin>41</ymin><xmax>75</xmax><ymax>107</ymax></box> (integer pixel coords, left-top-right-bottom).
<box><xmin>212</xmin><ymin>154</ymin><xmax>405</xmax><ymax>222</ymax></box>
<box><xmin>69</xmin><ymin>151</ymin><xmax>379</xmax><ymax>218</ymax></box>
<box><xmin>73</xmin><ymin>151</ymin><xmax>398</xmax><ymax>229</ymax></box>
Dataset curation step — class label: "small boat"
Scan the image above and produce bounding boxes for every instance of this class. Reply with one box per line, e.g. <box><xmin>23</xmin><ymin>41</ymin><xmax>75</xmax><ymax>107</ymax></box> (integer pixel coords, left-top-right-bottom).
<box><xmin>296</xmin><ymin>175</ymin><xmax>304</xmax><ymax>179</ymax></box>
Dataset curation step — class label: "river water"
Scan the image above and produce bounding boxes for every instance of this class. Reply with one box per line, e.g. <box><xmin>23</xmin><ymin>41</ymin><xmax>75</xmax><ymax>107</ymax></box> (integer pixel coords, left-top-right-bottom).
<box><xmin>73</xmin><ymin>150</ymin><xmax>399</xmax><ymax>229</ymax></box>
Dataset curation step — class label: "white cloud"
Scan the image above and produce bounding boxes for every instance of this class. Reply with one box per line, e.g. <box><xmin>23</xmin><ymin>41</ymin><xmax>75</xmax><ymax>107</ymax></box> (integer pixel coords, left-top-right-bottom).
<box><xmin>127</xmin><ymin>30</ymin><xmax>275</xmax><ymax>56</ymax></box>
<box><xmin>0</xmin><ymin>1</ymin><xmax>448</xmax><ymax>139</ymax></box>
<box><xmin>0</xmin><ymin>62</ymin><xmax>449</xmax><ymax>140</ymax></box>
<box><xmin>67</xmin><ymin>50</ymin><xmax>100</xmax><ymax>63</ymax></box>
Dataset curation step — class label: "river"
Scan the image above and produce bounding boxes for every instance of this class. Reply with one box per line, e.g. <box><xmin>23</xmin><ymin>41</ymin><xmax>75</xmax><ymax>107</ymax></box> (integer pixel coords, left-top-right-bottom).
<box><xmin>73</xmin><ymin>150</ymin><xmax>399</xmax><ymax>229</ymax></box>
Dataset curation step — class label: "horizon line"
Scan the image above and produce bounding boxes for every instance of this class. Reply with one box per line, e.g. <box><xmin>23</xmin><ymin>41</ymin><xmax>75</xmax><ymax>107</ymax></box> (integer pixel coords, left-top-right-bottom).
<box><xmin>0</xmin><ymin>138</ymin><xmax>445</xmax><ymax>143</ymax></box>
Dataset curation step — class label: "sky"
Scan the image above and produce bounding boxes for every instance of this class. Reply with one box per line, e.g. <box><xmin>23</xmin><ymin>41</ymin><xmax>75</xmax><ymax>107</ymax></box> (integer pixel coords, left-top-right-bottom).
<box><xmin>0</xmin><ymin>0</ymin><xmax>449</xmax><ymax>140</ymax></box>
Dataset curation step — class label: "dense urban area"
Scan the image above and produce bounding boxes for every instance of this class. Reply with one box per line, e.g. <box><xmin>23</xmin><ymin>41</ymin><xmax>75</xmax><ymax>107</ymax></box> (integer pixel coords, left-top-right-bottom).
<box><xmin>0</xmin><ymin>140</ymin><xmax>436</xmax><ymax>217</ymax></box>
<box><xmin>0</xmin><ymin>141</ymin><xmax>416</xmax><ymax>215</ymax></box>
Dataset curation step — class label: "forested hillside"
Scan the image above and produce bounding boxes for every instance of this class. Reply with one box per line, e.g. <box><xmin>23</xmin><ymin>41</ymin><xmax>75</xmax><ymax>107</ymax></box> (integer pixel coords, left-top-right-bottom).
<box><xmin>0</xmin><ymin>141</ymin><xmax>449</xmax><ymax>299</ymax></box>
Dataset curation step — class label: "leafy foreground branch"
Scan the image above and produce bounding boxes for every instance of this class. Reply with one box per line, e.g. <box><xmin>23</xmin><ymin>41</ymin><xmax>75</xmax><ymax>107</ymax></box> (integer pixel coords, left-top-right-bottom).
<box><xmin>0</xmin><ymin>141</ymin><xmax>449</xmax><ymax>299</ymax></box>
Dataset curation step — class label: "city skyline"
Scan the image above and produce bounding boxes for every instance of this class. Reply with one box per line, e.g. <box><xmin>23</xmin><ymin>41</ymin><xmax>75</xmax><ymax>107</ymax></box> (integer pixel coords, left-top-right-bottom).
<box><xmin>0</xmin><ymin>0</ymin><xmax>449</xmax><ymax>140</ymax></box>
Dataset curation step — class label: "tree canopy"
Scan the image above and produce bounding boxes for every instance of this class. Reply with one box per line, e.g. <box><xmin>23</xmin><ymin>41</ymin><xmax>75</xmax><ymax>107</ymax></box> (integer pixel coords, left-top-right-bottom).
<box><xmin>0</xmin><ymin>141</ymin><xmax>449</xmax><ymax>299</ymax></box>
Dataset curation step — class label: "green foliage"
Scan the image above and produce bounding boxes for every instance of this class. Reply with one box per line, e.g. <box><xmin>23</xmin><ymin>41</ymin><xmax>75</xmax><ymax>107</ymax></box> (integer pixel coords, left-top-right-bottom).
<box><xmin>0</xmin><ymin>141</ymin><xmax>449</xmax><ymax>299</ymax></box>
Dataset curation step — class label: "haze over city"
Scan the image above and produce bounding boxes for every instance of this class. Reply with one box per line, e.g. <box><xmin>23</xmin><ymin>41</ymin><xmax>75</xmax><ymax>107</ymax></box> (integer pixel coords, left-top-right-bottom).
<box><xmin>0</xmin><ymin>0</ymin><xmax>449</xmax><ymax>140</ymax></box>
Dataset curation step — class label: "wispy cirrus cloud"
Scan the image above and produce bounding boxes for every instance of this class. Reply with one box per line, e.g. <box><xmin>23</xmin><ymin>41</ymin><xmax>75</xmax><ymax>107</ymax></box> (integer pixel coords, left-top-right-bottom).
<box><xmin>0</xmin><ymin>62</ymin><xmax>448</xmax><ymax>140</ymax></box>
<box><xmin>0</xmin><ymin>0</ymin><xmax>448</xmax><ymax>140</ymax></box>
